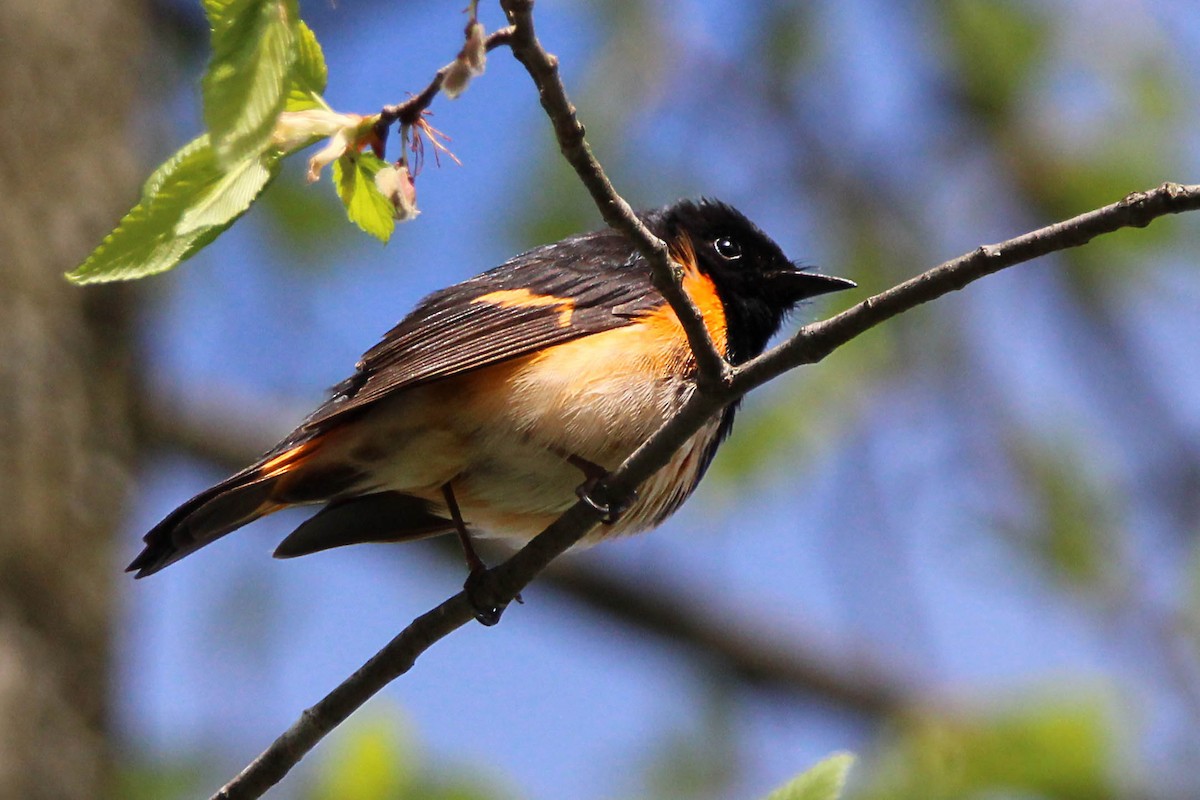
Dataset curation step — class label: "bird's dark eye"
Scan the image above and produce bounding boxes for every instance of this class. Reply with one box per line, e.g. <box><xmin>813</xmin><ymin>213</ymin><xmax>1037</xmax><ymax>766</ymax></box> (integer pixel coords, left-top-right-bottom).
<box><xmin>714</xmin><ymin>236</ymin><xmax>742</xmax><ymax>260</ymax></box>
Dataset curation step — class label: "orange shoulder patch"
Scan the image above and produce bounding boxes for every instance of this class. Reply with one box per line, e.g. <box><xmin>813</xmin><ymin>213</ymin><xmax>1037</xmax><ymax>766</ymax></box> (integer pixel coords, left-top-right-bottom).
<box><xmin>473</xmin><ymin>288</ymin><xmax>576</xmax><ymax>328</ymax></box>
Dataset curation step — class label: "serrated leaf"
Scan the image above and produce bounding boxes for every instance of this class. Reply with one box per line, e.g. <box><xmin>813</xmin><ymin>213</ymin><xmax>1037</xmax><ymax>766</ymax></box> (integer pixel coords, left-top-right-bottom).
<box><xmin>142</xmin><ymin>135</ymin><xmax>214</xmax><ymax>198</ymax></box>
<box><xmin>332</xmin><ymin>152</ymin><xmax>395</xmax><ymax>243</ymax></box>
<box><xmin>764</xmin><ymin>753</ymin><xmax>854</xmax><ymax>800</ymax></box>
<box><xmin>203</xmin><ymin>0</ymin><xmax>298</xmax><ymax>165</ymax></box>
<box><xmin>67</xmin><ymin>135</ymin><xmax>280</xmax><ymax>283</ymax></box>
<box><xmin>285</xmin><ymin>20</ymin><xmax>328</xmax><ymax>112</ymax></box>
<box><xmin>68</xmin><ymin>137</ymin><xmax>220</xmax><ymax>283</ymax></box>
<box><xmin>176</xmin><ymin>153</ymin><xmax>276</xmax><ymax>234</ymax></box>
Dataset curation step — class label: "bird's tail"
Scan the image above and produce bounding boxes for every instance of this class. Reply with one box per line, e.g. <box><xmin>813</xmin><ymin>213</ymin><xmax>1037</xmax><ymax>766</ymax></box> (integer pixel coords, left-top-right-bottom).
<box><xmin>127</xmin><ymin>438</ymin><xmax>334</xmax><ymax>578</ymax></box>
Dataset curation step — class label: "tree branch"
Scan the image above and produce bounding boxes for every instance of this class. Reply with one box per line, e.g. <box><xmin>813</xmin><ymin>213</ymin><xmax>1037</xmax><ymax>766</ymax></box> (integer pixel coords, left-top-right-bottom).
<box><xmin>498</xmin><ymin>0</ymin><xmax>729</xmax><ymax>390</ymax></box>
<box><xmin>542</xmin><ymin>559</ymin><xmax>917</xmax><ymax>715</ymax></box>
<box><xmin>732</xmin><ymin>182</ymin><xmax>1200</xmax><ymax>393</ymax></box>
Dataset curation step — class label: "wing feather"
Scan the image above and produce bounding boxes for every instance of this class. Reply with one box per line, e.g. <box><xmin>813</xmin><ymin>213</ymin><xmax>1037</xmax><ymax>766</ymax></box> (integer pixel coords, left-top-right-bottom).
<box><xmin>301</xmin><ymin>228</ymin><xmax>660</xmax><ymax>431</ymax></box>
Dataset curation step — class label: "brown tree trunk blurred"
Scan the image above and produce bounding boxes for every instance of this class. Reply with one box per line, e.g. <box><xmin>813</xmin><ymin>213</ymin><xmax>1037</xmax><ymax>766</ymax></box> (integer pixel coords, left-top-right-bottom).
<box><xmin>0</xmin><ymin>0</ymin><xmax>145</xmax><ymax>797</ymax></box>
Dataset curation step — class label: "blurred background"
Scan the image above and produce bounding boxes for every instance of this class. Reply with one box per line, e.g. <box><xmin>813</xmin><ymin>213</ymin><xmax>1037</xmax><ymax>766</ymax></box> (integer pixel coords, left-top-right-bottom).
<box><xmin>3</xmin><ymin>0</ymin><xmax>1200</xmax><ymax>798</ymax></box>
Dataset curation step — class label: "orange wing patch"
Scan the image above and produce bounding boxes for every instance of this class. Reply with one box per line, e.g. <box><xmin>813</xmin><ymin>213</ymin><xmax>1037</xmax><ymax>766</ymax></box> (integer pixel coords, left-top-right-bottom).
<box><xmin>257</xmin><ymin>438</ymin><xmax>321</xmax><ymax>479</ymax></box>
<box><xmin>474</xmin><ymin>288</ymin><xmax>577</xmax><ymax>328</ymax></box>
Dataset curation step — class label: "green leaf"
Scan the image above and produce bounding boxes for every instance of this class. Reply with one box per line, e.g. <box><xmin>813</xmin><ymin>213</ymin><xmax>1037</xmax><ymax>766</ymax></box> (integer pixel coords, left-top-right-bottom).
<box><xmin>765</xmin><ymin>753</ymin><xmax>854</xmax><ymax>800</ymax></box>
<box><xmin>176</xmin><ymin>153</ymin><xmax>274</xmax><ymax>234</ymax></box>
<box><xmin>332</xmin><ymin>152</ymin><xmax>395</xmax><ymax>242</ymax></box>
<box><xmin>286</xmin><ymin>20</ymin><xmax>329</xmax><ymax>112</ymax></box>
<box><xmin>67</xmin><ymin>135</ymin><xmax>280</xmax><ymax>283</ymax></box>
<box><xmin>202</xmin><ymin>0</ymin><xmax>298</xmax><ymax>165</ymax></box>
<box><xmin>142</xmin><ymin>135</ymin><xmax>216</xmax><ymax>198</ymax></box>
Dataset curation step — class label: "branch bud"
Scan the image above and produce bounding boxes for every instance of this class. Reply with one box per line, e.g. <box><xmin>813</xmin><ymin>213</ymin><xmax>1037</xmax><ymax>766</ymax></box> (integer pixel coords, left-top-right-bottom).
<box><xmin>443</xmin><ymin>22</ymin><xmax>487</xmax><ymax>99</ymax></box>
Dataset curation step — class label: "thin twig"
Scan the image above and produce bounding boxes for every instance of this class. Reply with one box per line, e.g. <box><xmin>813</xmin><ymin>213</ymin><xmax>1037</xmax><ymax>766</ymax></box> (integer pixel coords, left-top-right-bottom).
<box><xmin>498</xmin><ymin>0</ymin><xmax>730</xmax><ymax>391</ymax></box>
<box><xmin>213</xmin><ymin>595</ymin><xmax>478</xmax><ymax>799</ymax></box>
<box><xmin>731</xmin><ymin>181</ymin><xmax>1200</xmax><ymax>393</ymax></box>
<box><xmin>373</xmin><ymin>26</ymin><xmax>516</xmax><ymax>140</ymax></box>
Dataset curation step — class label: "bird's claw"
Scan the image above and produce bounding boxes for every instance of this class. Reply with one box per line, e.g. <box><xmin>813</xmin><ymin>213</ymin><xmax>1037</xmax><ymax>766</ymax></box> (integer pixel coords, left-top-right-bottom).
<box><xmin>576</xmin><ymin>479</ymin><xmax>635</xmax><ymax>524</ymax></box>
<box><xmin>464</xmin><ymin>568</ymin><xmax>522</xmax><ymax>626</ymax></box>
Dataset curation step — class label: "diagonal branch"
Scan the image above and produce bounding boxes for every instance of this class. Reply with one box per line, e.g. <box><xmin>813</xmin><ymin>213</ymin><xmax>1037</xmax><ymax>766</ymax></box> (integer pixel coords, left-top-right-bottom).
<box><xmin>498</xmin><ymin>0</ymin><xmax>730</xmax><ymax>391</ymax></box>
<box><xmin>732</xmin><ymin>182</ymin><xmax>1200</xmax><ymax>393</ymax></box>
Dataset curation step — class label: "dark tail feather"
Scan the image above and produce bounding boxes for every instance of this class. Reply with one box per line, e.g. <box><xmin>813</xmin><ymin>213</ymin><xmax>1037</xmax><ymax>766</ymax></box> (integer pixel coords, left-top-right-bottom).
<box><xmin>273</xmin><ymin>492</ymin><xmax>453</xmax><ymax>558</ymax></box>
<box><xmin>127</xmin><ymin>474</ymin><xmax>281</xmax><ymax>578</ymax></box>
<box><xmin>128</xmin><ymin>436</ymin><xmax>341</xmax><ymax>578</ymax></box>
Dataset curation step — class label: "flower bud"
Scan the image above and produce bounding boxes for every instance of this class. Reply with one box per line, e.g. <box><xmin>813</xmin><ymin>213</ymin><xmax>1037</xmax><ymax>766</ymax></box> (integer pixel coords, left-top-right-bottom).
<box><xmin>271</xmin><ymin>109</ymin><xmax>362</xmax><ymax>153</ymax></box>
<box><xmin>374</xmin><ymin>162</ymin><xmax>420</xmax><ymax>221</ymax></box>
<box><xmin>306</xmin><ymin>129</ymin><xmax>351</xmax><ymax>183</ymax></box>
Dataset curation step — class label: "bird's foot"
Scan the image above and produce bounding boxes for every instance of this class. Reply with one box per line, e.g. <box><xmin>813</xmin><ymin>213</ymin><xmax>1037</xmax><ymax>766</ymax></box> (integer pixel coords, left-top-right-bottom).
<box><xmin>575</xmin><ymin>478</ymin><xmax>635</xmax><ymax>525</ymax></box>
<box><xmin>464</xmin><ymin>567</ymin><xmax>523</xmax><ymax>627</ymax></box>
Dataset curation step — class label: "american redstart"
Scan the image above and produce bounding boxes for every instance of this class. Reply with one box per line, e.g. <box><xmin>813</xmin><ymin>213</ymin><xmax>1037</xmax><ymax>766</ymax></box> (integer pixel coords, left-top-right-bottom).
<box><xmin>129</xmin><ymin>199</ymin><xmax>854</xmax><ymax>584</ymax></box>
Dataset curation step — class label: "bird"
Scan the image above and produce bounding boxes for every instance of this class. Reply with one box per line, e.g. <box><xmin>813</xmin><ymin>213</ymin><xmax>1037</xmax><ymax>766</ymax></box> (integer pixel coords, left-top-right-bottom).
<box><xmin>128</xmin><ymin>198</ymin><xmax>854</xmax><ymax>596</ymax></box>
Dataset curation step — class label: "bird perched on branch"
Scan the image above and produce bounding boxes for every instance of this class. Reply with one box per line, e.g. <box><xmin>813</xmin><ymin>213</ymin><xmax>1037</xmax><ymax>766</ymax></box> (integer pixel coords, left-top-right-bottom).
<box><xmin>129</xmin><ymin>199</ymin><xmax>853</xmax><ymax>602</ymax></box>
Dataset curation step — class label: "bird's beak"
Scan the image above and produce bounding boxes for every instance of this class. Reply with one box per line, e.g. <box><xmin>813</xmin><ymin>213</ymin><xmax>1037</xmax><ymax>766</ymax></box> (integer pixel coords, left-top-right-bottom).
<box><xmin>773</xmin><ymin>266</ymin><xmax>857</xmax><ymax>301</ymax></box>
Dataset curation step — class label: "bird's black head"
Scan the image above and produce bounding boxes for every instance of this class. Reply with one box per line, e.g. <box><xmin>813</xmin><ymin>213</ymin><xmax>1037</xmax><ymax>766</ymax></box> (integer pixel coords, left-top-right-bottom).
<box><xmin>648</xmin><ymin>198</ymin><xmax>855</xmax><ymax>363</ymax></box>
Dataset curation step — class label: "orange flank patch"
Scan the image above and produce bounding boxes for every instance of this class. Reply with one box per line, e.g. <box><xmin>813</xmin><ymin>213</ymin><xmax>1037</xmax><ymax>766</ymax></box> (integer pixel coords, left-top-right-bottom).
<box><xmin>473</xmin><ymin>288</ymin><xmax>576</xmax><ymax>328</ymax></box>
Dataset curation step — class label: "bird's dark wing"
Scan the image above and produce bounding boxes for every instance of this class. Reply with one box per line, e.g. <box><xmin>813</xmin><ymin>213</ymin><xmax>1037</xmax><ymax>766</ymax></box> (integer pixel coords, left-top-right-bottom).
<box><xmin>301</xmin><ymin>228</ymin><xmax>661</xmax><ymax>431</ymax></box>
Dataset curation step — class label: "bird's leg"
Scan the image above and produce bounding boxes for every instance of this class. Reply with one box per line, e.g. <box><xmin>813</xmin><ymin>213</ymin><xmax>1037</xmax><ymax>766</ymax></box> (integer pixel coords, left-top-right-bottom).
<box><xmin>441</xmin><ymin>482</ymin><xmax>519</xmax><ymax>626</ymax></box>
<box><xmin>442</xmin><ymin>481</ymin><xmax>486</xmax><ymax>575</ymax></box>
<box><xmin>564</xmin><ymin>453</ymin><xmax>634</xmax><ymax>525</ymax></box>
